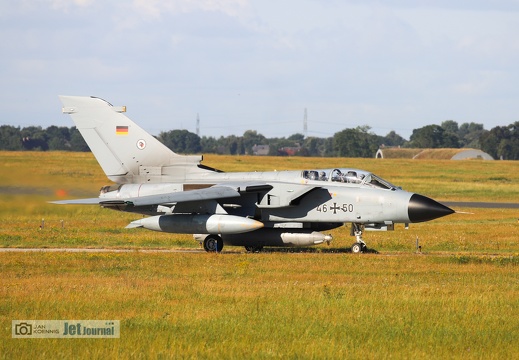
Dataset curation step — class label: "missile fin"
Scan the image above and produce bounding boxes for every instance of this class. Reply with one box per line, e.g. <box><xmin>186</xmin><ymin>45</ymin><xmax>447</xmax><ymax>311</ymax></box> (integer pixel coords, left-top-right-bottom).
<box><xmin>126</xmin><ymin>220</ymin><xmax>144</xmax><ymax>229</ymax></box>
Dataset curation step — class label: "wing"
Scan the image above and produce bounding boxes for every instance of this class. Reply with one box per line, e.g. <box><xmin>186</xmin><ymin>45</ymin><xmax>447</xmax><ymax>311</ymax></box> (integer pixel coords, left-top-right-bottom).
<box><xmin>50</xmin><ymin>198</ymin><xmax>103</xmax><ymax>205</ymax></box>
<box><xmin>50</xmin><ymin>183</ymin><xmax>273</xmax><ymax>207</ymax></box>
<box><xmin>117</xmin><ymin>185</ymin><xmax>241</xmax><ymax>207</ymax></box>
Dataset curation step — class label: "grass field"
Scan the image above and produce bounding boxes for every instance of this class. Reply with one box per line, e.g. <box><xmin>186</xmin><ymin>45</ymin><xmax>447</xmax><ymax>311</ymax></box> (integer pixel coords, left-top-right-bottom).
<box><xmin>1</xmin><ymin>151</ymin><xmax>518</xmax><ymax>358</ymax></box>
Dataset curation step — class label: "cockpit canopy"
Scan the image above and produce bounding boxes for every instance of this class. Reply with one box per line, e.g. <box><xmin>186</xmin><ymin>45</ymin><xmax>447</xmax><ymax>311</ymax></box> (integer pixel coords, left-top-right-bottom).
<box><xmin>301</xmin><ymin>168</ymin><xmax>398</xmax><ymax>190</ymax></box>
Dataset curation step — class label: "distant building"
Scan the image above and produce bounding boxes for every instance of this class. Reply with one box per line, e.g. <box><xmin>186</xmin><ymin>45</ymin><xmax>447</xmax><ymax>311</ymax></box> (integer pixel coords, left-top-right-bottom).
<box><xmin>252</xmin><ymin>144</ymin><xmax>270</xmax><ymax>156</ymax></box>
<box><xmin>376</xmin><ymin>147</ymin><xmax>494</xmax><ymax>160</ymax></box>
<box><xmin>278</xmin><ymin>146</ymin><xmax>301</xmax><ymax>156</ymax></box>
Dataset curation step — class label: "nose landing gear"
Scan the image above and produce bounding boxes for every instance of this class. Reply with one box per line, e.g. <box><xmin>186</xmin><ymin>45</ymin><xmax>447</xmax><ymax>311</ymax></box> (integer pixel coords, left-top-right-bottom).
<box><xmin>350</xmin><ymin>223</ymin><xmax>367</xmax><ymax>254</ymax></box>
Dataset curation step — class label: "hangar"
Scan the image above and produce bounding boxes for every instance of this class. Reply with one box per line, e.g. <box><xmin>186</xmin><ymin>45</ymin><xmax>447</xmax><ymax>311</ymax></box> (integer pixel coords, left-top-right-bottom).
<box><xmin>375</xmin><ymin>147</ymin><xmax>494</xmax><ymax>160</ymax></box>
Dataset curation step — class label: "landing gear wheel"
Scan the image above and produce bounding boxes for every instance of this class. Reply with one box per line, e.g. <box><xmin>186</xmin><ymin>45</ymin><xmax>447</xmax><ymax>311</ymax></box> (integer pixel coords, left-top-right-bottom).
<box><xmin>245</xmin><ymin>245</ymin><xmax>264</xmax><ymax>253</ymax></box>
<box><xmin>203</xmin><ymin>235</ymin><xmax>223</xmax><ymax>253</ymax></box>
<box><xmin>351</xmin><ymin>242</ymin><xmax>366</xmax><ymax>254</ymax></box>
<box><xmin>350</xmin><ymin>223</ymin><xmax>367</xmax><ymax>254</ymax></box>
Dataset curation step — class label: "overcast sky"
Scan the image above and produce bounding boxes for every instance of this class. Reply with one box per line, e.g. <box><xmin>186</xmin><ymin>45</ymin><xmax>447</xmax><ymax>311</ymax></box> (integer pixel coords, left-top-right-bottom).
<box><xmin>2</xmin><ymin>1</ymin><xmax>519</xmax><ymax>140</ymax></box>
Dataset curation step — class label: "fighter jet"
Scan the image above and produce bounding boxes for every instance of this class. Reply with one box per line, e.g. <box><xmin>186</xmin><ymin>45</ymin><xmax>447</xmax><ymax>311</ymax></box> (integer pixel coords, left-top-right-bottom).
<box><xmin>53</xmin><ymin>96</ymin><xmax>454</xmax><ymax>253</ymax></box>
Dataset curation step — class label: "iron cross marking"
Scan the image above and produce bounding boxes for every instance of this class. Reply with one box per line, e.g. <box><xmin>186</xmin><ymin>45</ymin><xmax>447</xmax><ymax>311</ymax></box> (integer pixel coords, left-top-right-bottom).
<box><xmin>330</xmin><ymin>202</ymin><xmax>341</xmax><ymax>214</ymax></box>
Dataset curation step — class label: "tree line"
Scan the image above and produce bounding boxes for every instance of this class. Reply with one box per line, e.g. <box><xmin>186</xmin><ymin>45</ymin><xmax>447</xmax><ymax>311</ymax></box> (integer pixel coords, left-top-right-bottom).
<box><xmin>1</xmin><ymin>120</ymin><xmax>518</xmax><ymax>159</ymax></box>
<box><xmin>0</xmin><ymin>125</ymin><xmax>89</xmax><ymax>151</ymax></box>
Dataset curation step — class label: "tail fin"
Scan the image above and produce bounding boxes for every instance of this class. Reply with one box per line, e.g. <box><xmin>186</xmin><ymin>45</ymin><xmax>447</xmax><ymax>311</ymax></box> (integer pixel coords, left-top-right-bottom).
<box><xmin>59</xmin><ymin>96</ymin><xmax>209</xmax><ymax>183</ymax></box>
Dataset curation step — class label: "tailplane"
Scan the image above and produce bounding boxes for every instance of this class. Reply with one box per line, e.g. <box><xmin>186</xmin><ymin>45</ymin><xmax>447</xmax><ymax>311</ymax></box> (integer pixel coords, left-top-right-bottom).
<box><xmin>59</xmin><ymin>96</ymin><xmax>212</xmax><ymax>183</ymax></box>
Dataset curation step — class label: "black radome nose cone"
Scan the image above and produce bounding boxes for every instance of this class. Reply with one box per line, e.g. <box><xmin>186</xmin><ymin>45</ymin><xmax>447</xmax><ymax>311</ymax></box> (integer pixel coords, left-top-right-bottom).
<box><xmin>408</xmin><ymin>194</ymin><xmax>454</xmax><ymax>223</ymax></box>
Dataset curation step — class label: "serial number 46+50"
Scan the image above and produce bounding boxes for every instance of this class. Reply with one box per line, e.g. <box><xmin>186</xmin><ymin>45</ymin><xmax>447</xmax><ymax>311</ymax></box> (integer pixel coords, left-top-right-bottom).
<box><xmin>316</xmin><ymin>203</ymin><xmax>354</xmax><ymax>214</ymax></box>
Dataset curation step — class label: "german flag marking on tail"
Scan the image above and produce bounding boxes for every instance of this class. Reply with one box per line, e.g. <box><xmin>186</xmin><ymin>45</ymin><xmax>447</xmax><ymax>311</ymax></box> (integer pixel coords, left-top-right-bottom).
<box><xmin>116</xmin><ymin>126</ymin><xmax>128</xmax><ymax>135</ymax></box>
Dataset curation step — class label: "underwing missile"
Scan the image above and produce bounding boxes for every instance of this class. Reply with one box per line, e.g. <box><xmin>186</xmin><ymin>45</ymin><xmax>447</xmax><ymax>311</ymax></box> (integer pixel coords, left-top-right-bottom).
<box><xmin>222</xmin><ymin>229</ymin><xmax>333</xmax><ymax>247</ymax></box>
<box><xmin>127</xmin><ymin>214</ymin><xmax>264</xmax><ymax>235</ymax></box>
<box><xmin>280</xmin><ymin>231</ymin><xmax>333</xmax><ymax>246</ymax></box>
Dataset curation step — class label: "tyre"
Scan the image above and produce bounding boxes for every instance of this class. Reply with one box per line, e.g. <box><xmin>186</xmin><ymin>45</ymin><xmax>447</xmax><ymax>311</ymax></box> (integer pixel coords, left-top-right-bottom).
<box><xmin>203</xmin><ymin>235</ymin><xmax>223</xmax><ymax>252</ymax></box>
<box><xmin>351</xmin><ymin>243</ymin><xmax>364</xmax><ymax>254</ymax></box>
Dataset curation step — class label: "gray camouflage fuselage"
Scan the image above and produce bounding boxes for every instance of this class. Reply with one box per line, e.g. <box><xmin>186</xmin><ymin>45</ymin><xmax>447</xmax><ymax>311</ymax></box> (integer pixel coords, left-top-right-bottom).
<box><xmin>54</xmin><ymin>96</ymin><xmax>454</xmax><ymax>252</ymax></box>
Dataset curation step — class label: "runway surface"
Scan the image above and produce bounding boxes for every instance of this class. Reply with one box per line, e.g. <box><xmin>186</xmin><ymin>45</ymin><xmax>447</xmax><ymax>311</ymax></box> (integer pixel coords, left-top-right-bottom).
<box><xmin>441</xmin><ymin>201</ymin><xmax>519</xmax><ymax>209</ymax></box>
<box><xmin>0</xmin><ymin>247</ymin><xmax>355</xmax><ymax>254</ymax></box>
<box><xmin>1</xmin><ymin>201</ymin><xmax>515</xmax><ymax>254</ymax></box>
<box><xmin>0</xmin><ymin>248</ymin><xmax>206</xmax><ymax>253</ymax></box>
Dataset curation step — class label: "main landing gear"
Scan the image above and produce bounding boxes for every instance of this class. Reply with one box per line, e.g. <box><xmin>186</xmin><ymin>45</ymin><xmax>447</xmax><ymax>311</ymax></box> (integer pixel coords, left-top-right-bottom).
<box><xmin>350</xmin><ymin>223</ymin><xmax>367</xmax><ymax>254</ymax></box>
<box><xmin>203</xmin><ymin>235</ymin><xmax>223</xmax><ymax>253</ymax></box>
